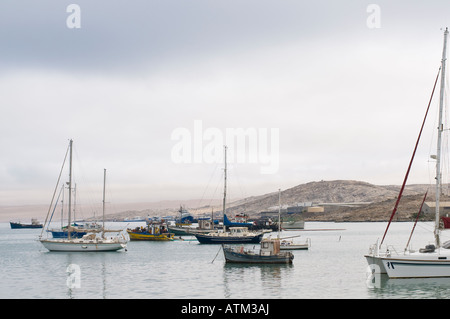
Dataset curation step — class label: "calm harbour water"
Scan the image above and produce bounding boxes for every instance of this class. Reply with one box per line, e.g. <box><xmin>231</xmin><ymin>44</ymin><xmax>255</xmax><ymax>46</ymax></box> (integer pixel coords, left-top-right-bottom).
<box><xmin>2</xmin><ymin>221</ymin><xmax>450</xmax><ymax>299</ymax></box>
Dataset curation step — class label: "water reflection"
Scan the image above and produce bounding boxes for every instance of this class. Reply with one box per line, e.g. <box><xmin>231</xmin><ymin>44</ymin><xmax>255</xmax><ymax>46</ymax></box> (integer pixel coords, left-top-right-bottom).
<box><xmin>222</xmin><ymin>263</ymin><xmax>293</xmax><ymax>298</ymax></box>
<box><xmin>368</xmin><ymin>274</ymin><xmax>450</xmax><ymax>298</ymax></box>
<box><xmin>63</xmin><ymin>252</ymin><xmax>110</xmax><ymax>299</ymax></box>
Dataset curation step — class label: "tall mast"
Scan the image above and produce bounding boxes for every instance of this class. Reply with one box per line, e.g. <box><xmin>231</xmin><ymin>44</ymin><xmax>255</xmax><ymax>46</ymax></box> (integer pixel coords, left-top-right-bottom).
<box><xmin>73</xmin><ymin>183</ymin><xmax>77</xmax><ymax>222</ymax></box>
<box><xmin>60</xmin><ymin>183</ymin><xmax>64</xmax><ymax>229</ymax></box>
<box><xmin>435</xmin><ymin>27</ymin><xmax>448</xmax><ymax>247</ymax></box>
<box><xmin>67</xmin><ymin>139</ymin><xmax>73</xmax><ymax>239</ymax></box>
<box><xmin>278</xmin><ymin>189</ymin><xmax>281</xmax><ymax>239</ymax></box>
<box><xmin>222</xmin><ymin>145</ymin><xmax>227</xmax><ymax>231</ymax></box>
<box><xmin>102</xmin><ymin>168</ymin><xmax>106</xmax><ymax>238</ymax></box>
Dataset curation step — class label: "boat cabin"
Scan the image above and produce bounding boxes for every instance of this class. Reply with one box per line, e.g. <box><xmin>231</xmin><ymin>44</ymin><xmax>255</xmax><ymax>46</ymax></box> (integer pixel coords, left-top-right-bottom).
<box><xmin>260</xmin><ymin>238</ymin><xmax>280</xmax><ymax>256</ymax></box>
<box><xmin>198</xmin><ymin>218</ymin><xmax>213</xmax><ymax>230</ymax></box>
<box><xmin>131</xmin><ymin>222</ymin><xmax>169</xmax><ymax>235</ymax></box>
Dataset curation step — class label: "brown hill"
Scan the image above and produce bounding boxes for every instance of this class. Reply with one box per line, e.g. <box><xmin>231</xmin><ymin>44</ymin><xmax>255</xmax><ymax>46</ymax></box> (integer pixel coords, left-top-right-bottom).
<box><xmin>220</xmin><ymin>180</ymin><xmax>431</xmax><ymax>219</ymax></box>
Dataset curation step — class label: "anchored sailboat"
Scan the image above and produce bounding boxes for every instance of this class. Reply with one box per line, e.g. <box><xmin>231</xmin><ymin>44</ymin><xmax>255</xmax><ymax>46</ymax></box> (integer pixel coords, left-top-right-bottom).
<box><xmin>195</xmin><ymin>146</ymin><xmax>264</xmax><ymax>244</ymax></box>
<box><xmin>365</xmin><ymin>28</ymin><xmax>450</xmax><ymax>278</ymax></box>
<box><xmin>39</xmin><ymin>140</ymin><xmax>128</xmax><ymax>252</ymax></box>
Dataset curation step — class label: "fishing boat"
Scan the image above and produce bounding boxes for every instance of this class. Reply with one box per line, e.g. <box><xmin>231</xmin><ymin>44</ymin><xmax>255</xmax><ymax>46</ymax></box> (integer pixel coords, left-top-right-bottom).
<box><xmin>168</xmin><ymin>217</ymin><xmax>217</xmax><ymax>236</ymax></box>
<box><xmin>281</xmin><ymin>218</ymin><xmax>305</xmax><ymax>230</ymax></box>
<box><xmin>168</xmin><ymin>206</ymin><xmax>216</xmax><ymax>236</ymax></box>
<box><xmin>10</xmin><ymin>218</ymin><xmax>43</xmax><ymax>229</ymax></box>
<box><xmin>194</xmin><ymin>146</ymin><xmax>264</xmax><ymax>244</ymax></box>
<box><xmin>39</xmin><ymin>140</ymin><xmax>128</xmax><ymax>252</ymax></box>
<box><xmin>127</xmin><ymin>220</ymin><xmax>175</xmax><ymax>241</ymax></box>
<box><xmin>365</xmin><ymin>28</ymin><xmax>450</xmax><ymax>278</ymax></box>
<box><xmin>280</xmin><ymin>207</ymin><xmax>305</xmax><ymax>230</ymax></box>
<box><xmin>222</xmin><ymin>237</ymin><xmax>294</xmax><ymax>264</ymax></box>
<box><xmin>251</xmin><ymin>216</ymin><xmax>279</xmax><ymax>231</ymax></box>
<box><xmin>175</xmin><ymin>206</ymin><xmax>194</xmax><ymax>226</ymax></box>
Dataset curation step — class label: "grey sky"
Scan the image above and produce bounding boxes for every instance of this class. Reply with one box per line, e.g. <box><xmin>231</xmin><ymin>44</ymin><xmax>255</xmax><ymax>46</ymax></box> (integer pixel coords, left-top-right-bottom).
<box><xmin>2</xmin><ymin>1</ymin><xmax>450</xmax><ymax>207</ymax></box>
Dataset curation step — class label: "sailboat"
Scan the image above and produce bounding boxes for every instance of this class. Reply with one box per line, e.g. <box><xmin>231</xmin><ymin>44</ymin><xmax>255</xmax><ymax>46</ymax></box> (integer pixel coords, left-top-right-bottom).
<box><xmin>39</xmin><ymin>140</ymin><xmax>128</xmax><ymax>252</ymax></box>
<box><xmin>365</xmin><ymin>28</ymin><xmax>450</xmax><ymax>278</ymax></box>
<box><xmin>194</xmin><ymin>146</ymin><xmax>265</xmax><ymax>244</ymax></box>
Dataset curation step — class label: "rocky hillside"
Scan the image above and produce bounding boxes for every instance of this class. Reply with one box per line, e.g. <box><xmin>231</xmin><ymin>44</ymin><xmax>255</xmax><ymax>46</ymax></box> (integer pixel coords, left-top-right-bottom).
<box><xmin>224</xmin><ymin>180</ymin><xmax>422</xmax><ymax>215</ymax></box>
<box><xmin>221</xmin><ymin>180</ymin><xmax>435</xmax><ymax>222</ymax></box>
<box><xmin>104</xmin><ymin>180</ymin><xmax>436</xmax><ymax>222</ymax></box>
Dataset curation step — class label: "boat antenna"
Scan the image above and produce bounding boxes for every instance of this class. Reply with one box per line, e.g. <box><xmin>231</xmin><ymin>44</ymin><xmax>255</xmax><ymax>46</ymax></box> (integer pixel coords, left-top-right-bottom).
<box><xmin>67</xmin><ymin>139</ymin><xmax>73</xmax><ymax>240</ymax></box>
<box><xmin>278</xmin><ymin>188</ymin><xmax>281</xmax><ymax>239</ymax></box>
<box><xmin>222</xmin><ymin>145</ymin><xmax>227</xmax><ymax>232</ymax></box>
<box><xmin>102</xmin><ymin>168</ymin><xmax>106</xmax><ymax>239</ymax></box>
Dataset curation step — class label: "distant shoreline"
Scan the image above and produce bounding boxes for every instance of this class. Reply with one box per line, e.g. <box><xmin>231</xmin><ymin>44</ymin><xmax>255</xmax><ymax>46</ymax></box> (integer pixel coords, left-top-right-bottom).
<box><xmin>1</xmin><ymin>180</ymin><xmax>441</xmax><ymax>223</ymax></box>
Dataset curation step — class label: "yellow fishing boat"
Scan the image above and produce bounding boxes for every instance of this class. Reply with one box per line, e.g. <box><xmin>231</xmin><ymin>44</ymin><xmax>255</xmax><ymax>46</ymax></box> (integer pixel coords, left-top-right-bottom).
<box><xmin>127</xmin><ymin>221</ymin><xmax>175</xmax><ymax>241</ymax></box>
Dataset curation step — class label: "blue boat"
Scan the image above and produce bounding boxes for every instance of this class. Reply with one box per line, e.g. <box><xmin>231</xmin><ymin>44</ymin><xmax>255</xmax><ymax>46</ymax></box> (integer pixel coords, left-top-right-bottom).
<box><xmin>47</xmin><ymin>222</ymin><xmax>100</xmax><ymax>238</ymax></box>
<box><xmin>10</xmin><ymin>219</ymin><xmax>43</xmax><ymax>229</ymax></box>
<box><xmin>175</xmin><ymin>206</ymin><xmax>194</xmax><ymax>226</ymax></box>
<box><xmin>47</xmin><ymin>229</ymin><xmax>86</xmax><ymax>238</ymax></box>
<box><xmin>223</xmin><ymin>214</ymin><xmax>254</xmax><ymax>228</ymax></box>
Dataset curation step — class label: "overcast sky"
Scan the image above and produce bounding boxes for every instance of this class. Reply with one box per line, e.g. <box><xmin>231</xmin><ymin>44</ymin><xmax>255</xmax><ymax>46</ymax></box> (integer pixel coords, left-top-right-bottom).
<box><xmin>2</xmin><ymin>1</ymin><xmax>450</xmax><ymax>207</ymax></box>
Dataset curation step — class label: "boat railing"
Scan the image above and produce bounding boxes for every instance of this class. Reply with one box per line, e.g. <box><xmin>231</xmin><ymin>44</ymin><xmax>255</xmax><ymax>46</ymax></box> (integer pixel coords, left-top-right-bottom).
<box><xmin>385</xmin><ymin>245</ymin><xmax>401</xmax><ymax>257</ymax></box>
<box><xmin>367</xmin><ymin>240</ymin><xmax>399</xmax><ymax>257</ymax></box>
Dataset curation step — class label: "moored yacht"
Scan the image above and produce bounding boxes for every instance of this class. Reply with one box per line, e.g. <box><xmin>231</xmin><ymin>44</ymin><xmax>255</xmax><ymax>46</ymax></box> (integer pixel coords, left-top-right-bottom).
<box><xmin>365</xmin><ymin>28</ymin><xmax>450</xmax><ymax>278</ymax></box>
<box><xmin>39</xmin><ymin>141</ymin><xmax>128</xmax><ymax>252</ymax></box>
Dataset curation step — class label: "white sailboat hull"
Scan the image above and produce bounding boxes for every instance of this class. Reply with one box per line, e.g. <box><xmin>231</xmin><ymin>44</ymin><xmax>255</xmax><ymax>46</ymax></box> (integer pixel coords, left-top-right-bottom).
<box><xmin>365</xmin><ymin>254</ymin><xmax>387</xmax><ymax>274</ymax></box>
<box><xmin>381</xmin><ymin>249</ymin><xmax>450</xmax><ymax>278</ymax></box>
<box><xmin>40</xmin><ymin>238</ymin><xmax>127</xmax><ymax>252</ymax></box>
